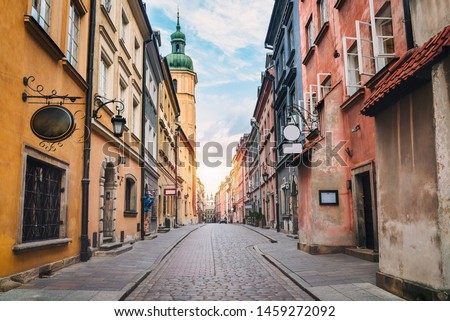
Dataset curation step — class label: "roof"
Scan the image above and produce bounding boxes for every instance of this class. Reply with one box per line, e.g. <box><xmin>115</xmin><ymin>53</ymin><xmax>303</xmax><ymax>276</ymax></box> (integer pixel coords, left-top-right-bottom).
<box><xmin>362</xmin><ymin>25</ymin><xmax>450</xmax><ymax>116</ymax></box>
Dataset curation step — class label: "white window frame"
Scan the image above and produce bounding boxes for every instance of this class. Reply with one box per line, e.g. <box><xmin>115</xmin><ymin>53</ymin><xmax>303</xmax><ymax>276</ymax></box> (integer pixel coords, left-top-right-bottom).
<box><xmin>32</xmin><ymin>0</ymin><xmax>51</xmax><ymax>32</ymax></box>
<box><xmin>67</xmin><ymin>1</ymin><xmax>81</xmax><ymax>69</ymax></box>
<box><xmin>132</xmin><ymin>95</ymin><xmax>140</xmax><ymax>137</ymax></box>
<box><xmin>317</xmin><ymin>73</ymin><xmax>331</xmax><ymax>101</ymax></box>
<box><xmin>369</xmin><ymin>0</ymin><xmax>395</xmax><ymax>71</ymax></box>
<box><xmin>356</xmin><ymin>20</ymin><xmax>376</xmax><ymax>76</ymax></box>
<box><xmin>99</xmin><ymin>51</ymin><xmax>113</xmax><ymax>98</ymax></box>
<box><xmin>343</xmin><ymin>37</ymin><xmax>362</xmax><ymax>96</ymax></box>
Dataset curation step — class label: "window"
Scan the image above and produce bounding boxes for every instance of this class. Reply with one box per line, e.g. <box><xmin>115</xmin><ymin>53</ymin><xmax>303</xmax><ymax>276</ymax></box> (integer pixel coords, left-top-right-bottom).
<box><xmin>121</xmin><ymin>9</ymin><xmax>129</xmax><ymax>43</ymax></box>
<box><xmin>32</xmin><ymin>0</ymin><xmax>51</xmax><ymax>32</ymax></box>
<box><xmin>134</xmin><ymin>37</ymin><xmax>140</xmax><ymax>63</ymax></box>
<box><xmin>22</xmin><ymin>157</ymin><xmax>64</xmax><ymax>243</ymax></box>
<box><xmin>319</xmin><ymin>0</ymin><xmax>328</xmax><ymax>27</ymax></box>
<box><xmin>371</xmin><ymin>1</ymin><xmax>395</xmax><ymax>70</ymax></box>
<box><xmin>317</xmin><ymin>73</ymin><xmax>332</xmax><ymax>101</ymax></box>
<box><xmin>343</xmin><ymin>38</ymin><xmax>361</xmax><ymax>96</ymax></box>
<box><xmin>99</xmin><ymin>55</ymin><xmax>112</xmax><ymax>97</ymax></box>
<box><xmin>173</xmin><ymin>79</ymin><xmax>178</xmax><ymax>93</ymax></box>
<box><xmin>125</xmin><ymin>176</ymin><xmax>137</xmax><ymax>213</ymax></box>
<box><xmin>306</xmin><ymin>18</ymin><xmax>314</xmax><ymax>49</ymax></box>
<box><xmin>132</xmin><ymin>96</ymin><xmax>140</xmax><ymax>135</ymax></box>
<box><xmin>67</xmin><ymin>2</ymin><xmax>80</xmax><ymax>68</ymax></box>
<box><xmin>288</xmin><ymin>25</ymin><xmax>294</xmax><ymax>53</ymax></box>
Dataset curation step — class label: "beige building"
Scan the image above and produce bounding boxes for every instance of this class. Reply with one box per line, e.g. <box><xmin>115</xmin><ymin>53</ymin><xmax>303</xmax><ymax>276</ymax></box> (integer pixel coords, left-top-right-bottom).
<box><xmin>88</xmin><ymin>0</ymin><xmax>150</xmax><ymax>253</ymax></box>
<box><xmin>157</xmin><ymin>57</ymin><xmax>179</xmax><ymax>228</ymax></box>
<box><xmin>166</xmin><ymin>12</ymin><xmax>198</xmax><ymax>225</ymax></box>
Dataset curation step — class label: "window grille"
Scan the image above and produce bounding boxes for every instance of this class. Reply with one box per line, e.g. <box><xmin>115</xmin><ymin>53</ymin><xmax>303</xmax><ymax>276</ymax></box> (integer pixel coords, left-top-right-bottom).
<box><xmin>23</xmin><ymin>157</ymin><xmax>63</xmax><ymax>243</ymax></box>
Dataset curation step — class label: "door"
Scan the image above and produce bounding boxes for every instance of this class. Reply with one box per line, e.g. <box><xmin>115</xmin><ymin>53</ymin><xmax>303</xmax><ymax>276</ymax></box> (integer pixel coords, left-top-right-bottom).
<box><xmin>361</xmin><ymin>172</ymin><xmax>375</xmax><ymax>249</ymax></box>
<box><xmin>103</xmin><ymin>164</ymin><xmax>115</xmax><ymax>239</ymax></box>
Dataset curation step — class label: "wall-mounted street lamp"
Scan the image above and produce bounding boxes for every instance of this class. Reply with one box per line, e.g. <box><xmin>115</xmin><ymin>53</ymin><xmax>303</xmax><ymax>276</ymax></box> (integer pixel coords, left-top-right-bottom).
<box><xmin>93</xmin><ymin>94</ymin><xmax>126</xmax><ymax>138</ymax></box>
<box><xmin>262</xmin><ymin>171</ymin><xmax>269</xmax><ymax>183</ymax></box>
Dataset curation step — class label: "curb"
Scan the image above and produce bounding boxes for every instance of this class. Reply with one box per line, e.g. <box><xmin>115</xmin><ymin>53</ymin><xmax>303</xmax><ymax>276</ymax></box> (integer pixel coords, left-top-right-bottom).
<box><xmin>254</xmin><ymin>245</ymin><xmax>320</xmax><ymax>301</ymax></box>
<box><xmin>241</xmin><ymin>225</ymin><xmax>278</xmax><ymax>243</ymax></box>
<box><xmin>119</xmin><ymin>225</ymin><xmax>204</xmax><ymax>301</ymax></box>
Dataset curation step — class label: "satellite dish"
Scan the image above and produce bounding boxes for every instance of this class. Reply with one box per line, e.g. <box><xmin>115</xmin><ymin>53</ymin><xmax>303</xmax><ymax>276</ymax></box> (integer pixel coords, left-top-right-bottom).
<box><xmin>283</xmin><ymin>124</ymin><xmax>301</xmax><ymax>141</ymax></box>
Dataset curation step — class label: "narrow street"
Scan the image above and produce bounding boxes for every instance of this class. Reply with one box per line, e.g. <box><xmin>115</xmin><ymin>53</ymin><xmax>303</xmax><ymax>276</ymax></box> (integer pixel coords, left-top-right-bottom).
<box><xmin>125</xmin><ymin>224</ymin><xmax>313</xmax><ymax>301</ymax></box>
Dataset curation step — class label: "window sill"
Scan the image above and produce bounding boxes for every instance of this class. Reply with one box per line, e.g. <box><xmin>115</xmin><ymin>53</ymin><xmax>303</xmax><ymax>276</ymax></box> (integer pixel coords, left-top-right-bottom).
<box><xmin>13</xmin><ymin>238</ymin><xmax>72</xmax><ymax>254</ymax></box>
<box><xmin>24</xmin><ymin>15</ymin><xmax>65</xmax><ymax>61</ymax></box>
<box><xmin>62</xmin><ymin>58</ymin><xmax>88</xmax><ymax>90</ymax></box>
<box><xmin>124</xmin><ymin>211</ymin><xmax>138</xmax><ymax>217</ymax></box>
<box><xmin>334</xmin><ymin>0</ymin><xmax>347</xmax><ymax>9</ymax></box>
<box><xmin>101</xmin><ymin>5</ymin><xmax>117</xmax><ymax>33</ymax></box>
<box><xmin>340</xmin><ymin>88</ymin><xmax>365</xmax><ymax>111</ymax></box>
<box><xmin>302</xmin><ymin>46</ymin><xmax>315</xmax><ymax>65</ymax></box>
<box><xmin>314</xmin><ymin>22</ymin><xmax>329</xmax><ymax>46</ymax></box>
<box><xmin>120</xmin><ymin>38</ymin><xmax>131</xmax><ymax>60</ymax></box>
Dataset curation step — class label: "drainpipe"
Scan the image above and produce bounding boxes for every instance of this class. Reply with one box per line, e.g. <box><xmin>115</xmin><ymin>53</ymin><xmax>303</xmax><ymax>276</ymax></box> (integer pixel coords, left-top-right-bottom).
<box><xmin>403</xmin><ymin>0</ymin><xmax>414</xmax><ymax>49</ymax></box>
<box><xmin>80</xmin><ymin>0</ymin><xmax>96</xmax><ymax>262</ymax></box>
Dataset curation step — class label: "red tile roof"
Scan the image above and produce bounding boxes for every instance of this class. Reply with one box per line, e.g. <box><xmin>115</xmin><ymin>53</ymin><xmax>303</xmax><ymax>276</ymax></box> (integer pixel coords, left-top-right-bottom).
<box><xmin>362</xmin><ymin>25</ymin><xmax>450</xmax><ymax>116</ymax></box>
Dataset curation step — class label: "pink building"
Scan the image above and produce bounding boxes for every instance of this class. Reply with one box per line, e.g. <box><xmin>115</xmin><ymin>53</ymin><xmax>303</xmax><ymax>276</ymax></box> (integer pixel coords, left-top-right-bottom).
<box><xmin>296</xmin><ymin>0</ymin><xmax>407</xmax><ymax>256</ymax></box>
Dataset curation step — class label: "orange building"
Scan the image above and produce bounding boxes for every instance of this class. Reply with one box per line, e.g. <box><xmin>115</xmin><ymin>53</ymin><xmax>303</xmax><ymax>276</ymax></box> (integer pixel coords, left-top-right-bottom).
<box><xmin>0</xmin><ymin>0</ymin><xmax>91</xmax><ymax>284</ymax></box>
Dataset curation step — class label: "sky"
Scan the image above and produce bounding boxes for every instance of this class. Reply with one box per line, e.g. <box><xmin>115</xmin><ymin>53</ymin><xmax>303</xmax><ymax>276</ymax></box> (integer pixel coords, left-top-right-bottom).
<box><xmin>144</xmin><ymin>0</ymin><xmax>274</xmax><ymax>196</ymax></box>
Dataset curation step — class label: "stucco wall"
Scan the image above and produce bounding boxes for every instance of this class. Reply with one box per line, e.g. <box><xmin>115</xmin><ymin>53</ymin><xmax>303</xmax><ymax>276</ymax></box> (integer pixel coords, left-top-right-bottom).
<box><xmin>432</xmin><ymin>55</ymin><xmax>450</xmax><ymax>289</ymax></box>
<box><xmin>410</xmin><ymin>0</ymin><xmax>450</xmax><ymax>46</ymax></box>
<box><xmin>375</xmin><ymin>82</ymin><xmax>443</xmax><ymax>288</ymax></box>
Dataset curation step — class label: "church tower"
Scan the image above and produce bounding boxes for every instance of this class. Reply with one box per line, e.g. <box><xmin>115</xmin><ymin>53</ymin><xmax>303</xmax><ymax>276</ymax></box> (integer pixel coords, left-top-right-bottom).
<box><xmin>166</xmin><ymin>10</ymin><xmax>198</xmax><ymax>143</ymax></box>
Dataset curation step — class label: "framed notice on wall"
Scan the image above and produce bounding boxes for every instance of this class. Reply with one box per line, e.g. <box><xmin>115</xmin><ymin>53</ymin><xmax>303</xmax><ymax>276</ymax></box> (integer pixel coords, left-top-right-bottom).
<box><xmin>319</xmin><ymin>190</ymin><xmax>339</xmax><ymax>205</ymax></box>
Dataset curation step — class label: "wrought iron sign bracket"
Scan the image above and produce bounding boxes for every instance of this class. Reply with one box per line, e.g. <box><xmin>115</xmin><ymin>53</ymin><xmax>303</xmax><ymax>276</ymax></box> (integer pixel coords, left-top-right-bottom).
<box><xmin>22</xmin><ymin>76</ymin><xmax>83</xmax><ymax>105</ymax></box>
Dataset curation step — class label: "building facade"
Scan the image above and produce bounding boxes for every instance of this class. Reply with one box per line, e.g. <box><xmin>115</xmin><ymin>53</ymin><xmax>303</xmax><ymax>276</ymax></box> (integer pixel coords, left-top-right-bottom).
<box><xmin>0</xmin><ymin>0</ymin><xmax>91</xmax><ymax>281</ymax></box>
<box><xmin>265</xmin><ymin>0</ymin><xmax>303</xmax><ymax>234</ymax></box>
<box><xmin>143</xmin><ymin>25</ymin><xmax>163</xmax><ymax>236</ymax></box>
<box><xmin>362</xmin><ymin>0</ymin><xmax>450</xmax><ymax>300</ymax></box>
<box><xmin>157</xmin><ymin>58</ymin><xmax>179</xmax><ymax>228</ymax></box>
<box><xmin>88</xmin><ymin>0</ymin><xmax>150</xmax><ymax>252</ymax></box>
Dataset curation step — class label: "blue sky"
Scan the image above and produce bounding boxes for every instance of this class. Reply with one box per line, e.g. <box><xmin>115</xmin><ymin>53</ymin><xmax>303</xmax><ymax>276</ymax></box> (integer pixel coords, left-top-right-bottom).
<box><xmin>144</xmin><ymin>0</ymin><xmax>274</xmax><ymax>195</ymax></box>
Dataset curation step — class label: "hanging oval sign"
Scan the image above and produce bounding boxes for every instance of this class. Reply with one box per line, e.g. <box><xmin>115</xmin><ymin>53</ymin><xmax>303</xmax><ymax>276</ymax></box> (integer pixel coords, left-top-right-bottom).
<box><xmin>30</xmin><ymin>105</ymin><xmax>76</xmax><ymax>142</ymax></box>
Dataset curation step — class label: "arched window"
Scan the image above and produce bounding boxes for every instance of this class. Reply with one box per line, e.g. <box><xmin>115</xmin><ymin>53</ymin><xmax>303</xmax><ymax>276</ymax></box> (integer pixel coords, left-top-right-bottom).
<box><xmin>125</xmin><ymin>176</ymin><xmax>137</xmax><ymax>215</ymax></box>
<box><xmin>173</xmin><ymin>79</ymin><xmax>178</xmax><ymax>93</ymax></box>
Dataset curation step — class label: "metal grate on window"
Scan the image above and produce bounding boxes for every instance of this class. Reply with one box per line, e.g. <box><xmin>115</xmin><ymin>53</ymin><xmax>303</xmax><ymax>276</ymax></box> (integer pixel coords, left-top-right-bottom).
<box><xmin>23</xmin><ymin>157</ymin><xmax>63</xmax><ymax>243</ymax></box>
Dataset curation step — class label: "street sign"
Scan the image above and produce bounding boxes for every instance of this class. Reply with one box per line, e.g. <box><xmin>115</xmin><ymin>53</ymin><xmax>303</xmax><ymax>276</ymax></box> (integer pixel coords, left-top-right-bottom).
<box><xmin>164</xmin><ymin>188</ymin><xmax>176</xmax><ymax>196</ymax></box>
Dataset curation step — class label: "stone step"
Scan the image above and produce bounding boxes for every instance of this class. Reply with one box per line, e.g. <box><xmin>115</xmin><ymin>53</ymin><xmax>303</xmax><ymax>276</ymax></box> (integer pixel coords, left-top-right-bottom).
<box><xmin>99</xmin><ymin>241</ymin><xmax>122</xmax><ymax>251</ymax></box>
<box><xmin>103</xmin><ymin>236</ymin><xmax>113</xmax><ymax>243</ymax></box>
<box><xmin>94</xmin><ymin>244</ymin><xmax>133</xmax><ymax>257</ymax></box>
<box><xmin>345</xmin><ymin>247</ymin><xmax>379</xmax><ymax>262</ymax></box>
<box><xmin>157</xmin><ymin>227</ymin><xmax>171</xmax><ymax>233</ymax></box>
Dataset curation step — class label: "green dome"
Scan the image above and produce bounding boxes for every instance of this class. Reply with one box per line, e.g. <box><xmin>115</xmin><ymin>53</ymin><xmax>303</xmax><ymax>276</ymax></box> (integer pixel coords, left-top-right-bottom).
<box><xmin>171</xmin><ymin>29</ymin><xmax>185</xmax><ymax>42</ymax></box>
<box><xmin>166</xmin><ymin>53</ymin><xmax>194</xmax><ymax>71</ymax></box>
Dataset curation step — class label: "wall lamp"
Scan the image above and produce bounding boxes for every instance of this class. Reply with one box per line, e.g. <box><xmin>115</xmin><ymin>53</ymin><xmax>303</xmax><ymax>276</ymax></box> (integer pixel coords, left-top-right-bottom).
<box><xmin>262</xmin><ymin>172</ymin><xmax>269</xmax><ymax>183</ymax></box>
<box><xmin>93</xmin><ymin>94</ymin><xmax>126</xmax><ymax>137</ymax></box>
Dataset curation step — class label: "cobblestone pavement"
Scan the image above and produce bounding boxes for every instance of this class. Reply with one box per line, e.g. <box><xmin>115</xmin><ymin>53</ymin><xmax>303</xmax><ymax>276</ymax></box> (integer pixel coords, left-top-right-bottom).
<box><xmin>126</xmin><ymin>224</ymin><xmax>314</xmax><ymax>301</ymax></box>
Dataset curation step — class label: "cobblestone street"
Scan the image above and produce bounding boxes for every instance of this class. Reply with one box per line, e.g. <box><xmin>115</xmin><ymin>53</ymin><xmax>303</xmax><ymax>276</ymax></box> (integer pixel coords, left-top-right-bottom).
<box><xmin>125</xmin><ymin>224</ymin><xmax>313</xmax><ymax>301</ymax></box>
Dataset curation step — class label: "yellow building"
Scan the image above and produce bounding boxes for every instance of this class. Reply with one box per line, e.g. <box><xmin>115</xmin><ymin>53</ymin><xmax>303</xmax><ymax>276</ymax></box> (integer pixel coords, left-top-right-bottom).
<box><xmin>0</xmin><ymin>0</ymin><xmax>90</xmax><ymax>283</ymax></box>
<box><xmin>88</xmin><ymin>0</ymin><xmax>150</xmax><ymax>253</ymax></box>
<box><xmin>166</xmin><ymin>12</ymin><xmax>198</xmax><ymax>224</ymax></box>
<box><xmin>157</xmin><ymin>58</ymin><xmax>179</xmax><ymax>228</ymax></box>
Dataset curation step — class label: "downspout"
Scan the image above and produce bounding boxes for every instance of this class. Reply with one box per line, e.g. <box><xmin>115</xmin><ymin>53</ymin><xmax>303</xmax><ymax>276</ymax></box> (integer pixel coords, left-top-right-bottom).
<box><xmin>403</xmin><ymin>0</ymin><xmax>414</xmax><ymax>49</ymax></box>
<box><xmin>80</xmin><ymin>0</ymin><xmax>96</xmax><ymax>262</ymax></box>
